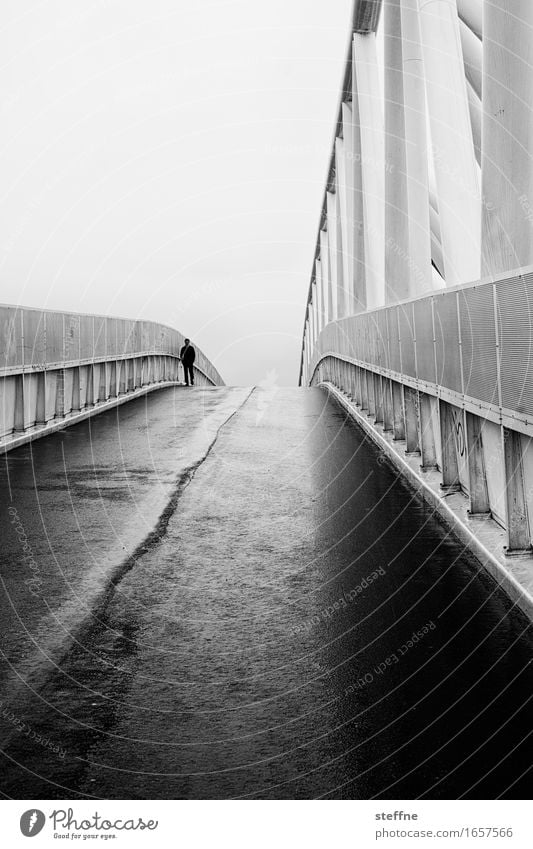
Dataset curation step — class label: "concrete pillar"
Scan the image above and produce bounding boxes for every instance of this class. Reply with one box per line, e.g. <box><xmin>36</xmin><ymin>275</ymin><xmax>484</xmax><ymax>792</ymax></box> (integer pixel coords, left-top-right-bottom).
<box><xmin>344</xmin><ymin>100</ymin><xmax>367</xmax><ymax>314</ymax></box>
<box><xmin>361</xmin><ymin>368</ymin><xmax>369</xmax><ymax>411</ymax></box>
<box><xmin>335</xmin><ymin>138</ymin><xmax>348</xmax><ymax>318</ymax></box>
<box><xmin>366</xmin><ymin>371</ymin><xmax>376</xmax><ymax>417</ymax></box>
<box><xmin>400</xmin><ymin>0</ymin><xmax>433</xmax><ymax>295</ymax></box>
<box><xmin>385</xmin><ymin>0</ymin><xmax>410</xmax><ymax>303</ymax></box>
<box><xmin>319</xmin><ymin>229</ymin><xmax>330</xmax><ymax>326</ymax></box>
<box><xmin>55</xmin><ymin>369</ymin><xmax>65</xmax><ymax>417</ymax></box>
<box><xmin>419</xmin><ymin>0</ymin><xmax>481</xmax><ymax>286</ymax></box>
<box><xmin>349</xmin><ymin>364</ymin><xmax>357</xmax><ymax>400</ymax></box>
<box><xmin>118</xmin><ymin>360</ymin><xmax>126</xmax><ymax>395</ymax></box>
<box><xmin>98</xmin><ymin>363</ymin><xmax>106</xmax><ymax>402</ymax></box>
<box><xmin>353</xmin><ymin>31</ymin><xmax>385</xmax><ymax>308</ymax></box>
<box><xmin>481</xmin><ymin>1</ymin><xmax>533</xmax><ymax>277</ymax></box>
<box><xmin>503</xmin><ymin>428</ymin><xmax>532</xmax><ymax>554</ymax></box>
<box><xmin>85</xmin><ymin>366</ymin><xmax>94</xmax><ymax>408</ymax></box>
<box><xmin>419</xmin><ymin>392</ymin><xmax>438</xmax><ymax>470</ymax></box>
<box><xmin>109</xmin><ymin>361</ymin><xmax>117</xmax><ymax>396</ymax></box>
<box><xmin>374</xmin><ymin>374</ymin><xmax>384</xmax><ymax>424</ymax></box>
<box><xmin>314</xmin><ymin>261</ymin><xmax>322</xmax><ymax>334</ymax></box>
<box><xmin>13</xmin><ymin>374</ymin><xmax>24</xmax><ymax>433</ymax></box>
<box><xmin>439</xmin><ymin>400</ymin><xmax>461</xmax><ymax>490</ymax></box>
<box><xmin>354</xmin><ymin>366</ymin><xmax>361</xmax><ymax>404</ymax></box>
<box><xmin>404</xmin><ymin>386</ymin><xmax>420</xmax><ymax>454</ymax></box>
<box><xmin>36</xmin><ymin>372</ymin><xmax>46</xmax><ymax>424</ymax></box>
<box><xmin>316</xmin><ymin>260</ymin><xmax>326</xmax><ymax>334</ymax></box>
<box><xmin>466</xmin><ymin>412</ymin><xmax>491</xmax><ymax>516</ymax></box>
<box><xmin>326</xmin><ymin>192</ymin><xmax>340</xmax><ymax>321</ymax></box>
<box><xmin>383</xmin><ymin>378</ymin><xmax>393</xmax><ymax>432</ymax></box>
<box><xmin>392</xmin><ymin>381</ymin><xmax>405</xmax><ymax>440</ymax></box>
<box><xmin>71</xmin><ymin>367</ymin><xmax>81</xmax><ymax>412</ymax></box>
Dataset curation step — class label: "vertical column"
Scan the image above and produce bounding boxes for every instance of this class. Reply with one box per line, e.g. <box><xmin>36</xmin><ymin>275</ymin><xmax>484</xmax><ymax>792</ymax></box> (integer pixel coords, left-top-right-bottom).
<box><xmin>392</xmin><ymin>381</ymin><xmax>406</xmax><ymax>440</ymax></box>
<box><xmin>482</xmin><ymin>1</ymin><xmax>533</xmax><ymax>276</ymax></box>
<box><xmin>55</xmin><ymin>370</ymin><xmax>65</xmax><ymax>417</ymax></box>
<box><xmin>344</xmin><ymin>101</ymin><xmax>367</xmax><ymax>314</ymax></box>
<box><xmin>419</xmin><ymin>0</ymin><xmax>481</xmax><ymax>286</ymax></box>
<box><xmin>13</xmin><ymin>374</ymin><xmax>25</xmax><ymax>433</ymax></box>
<box><xmin>35</xmin><ymin>372</ymin><xmax>46</xmax><ymax>425</ymax></box>
<box><xmin>315</xmin><ymin>260</ymin><xmax>324</xmax><ymax>333</ymax></box>
<box><xmin>419</xmin><ymin>392</ymin><xmax>438</xmax><ymax>470</ymax></box>
<box><xmin>404</xmin><ymin>387</ymin><xmax>420</xmax><ymax>454</ymax></box>
<box><xmin>109</xmin><ymin>361</ymin><xmax>117</xmax><ymax>396</ymax></box>
<box><xmin>315</xmin><ymin>259</ymin><xmax>328</xmax><ymax>331</ymax></box>
<box><xmin>503</xmin><ymin>429</ymin><xmax>532</xmax><ymax>554</ymax></box>
<box><xmin>85</xmin><ymin>366</ymin><xmax>94</xmax><ymax>408</ymax></box>
<box><xmin>383</xmin><ymin>379</ymin><xmax>393</xmax><ymax>431</ymax></box>
<box><xmin>98</xmin><ymin>363</ymin><xmax>106</xmax><ymax>402</ymax></box>
<box><xmin>400</xmin><ymin>0</ymin><xmax>433</xmax><ymax>295</ymax></box>
<box><xmin>361</xmin><ymin>368</ymin><xmax>369</xmax><ymax>410</ymax></box>
<box><xmin>366</xmin><ymin>370</ymin><xmax>376</xmax><ymax>417</ymax></box>
<box><xmin>374</xmin><ymin>374</ymin><xmax>384</xmax><ymax>423</ymax></box>
<box><xmin>335</xmin><ymin>138</ymin><xmax>348</xmax><ymax>318</ymax></box>
<box><xmin>118</xmin><ymin>360</ymin><xmax>126</xmax><ymax>395</ymax></box>
<box><xmin>319</xmin><ymin>229</ymin><xmax>331</xmax><ymax>326</ymax></box>
<box><xmin>353</xmin><ymin>31</ymin><xmax>385</xmax><ymax>309</ymax></box>
<box><xmin>326</xmin><ymin>193</ymin><xmax>339</xmax><ymax>321</ymax></box>
<box><xmin>465</xmin><ymin>412</ymin><xmax>491</xmax><ymax>516</ymax></box>
<box><xmin>308</xmin><ymin>306</ymin><xmax>314</xmax><ymax>357</ymax></box>
<box><xmin>311</xmin><ymin>282</ymin><xmax>318</xmax><ymax>348</ymax></box>
<box><xmin>384</xmin><ymin>0</ymin><xmax>410</xmax><ymax>303</ymax></box>
<box><xmin>71</xmin><ymin>367</ymin><xmax>81</xmax><ymax>412</ymax></box>
<box><xmin>439</xmin><ymin>400</ymin><xmax>461</xmax><ymax>490</ymax></box>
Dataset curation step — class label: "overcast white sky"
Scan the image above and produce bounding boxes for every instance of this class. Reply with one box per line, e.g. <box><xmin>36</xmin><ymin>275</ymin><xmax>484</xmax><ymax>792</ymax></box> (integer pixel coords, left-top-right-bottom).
<box><xmin>1</xmin><ymin>0</ymin><xmax>354</xmax><ymax>385</ymax></box>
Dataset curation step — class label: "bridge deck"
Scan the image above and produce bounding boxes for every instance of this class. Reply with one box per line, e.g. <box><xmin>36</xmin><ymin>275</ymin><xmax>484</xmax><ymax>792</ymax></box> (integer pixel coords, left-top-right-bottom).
<box><xmin>0</xmin><ymin>387</ymin><xmax>532</xmax><ymax>799</ymax></box>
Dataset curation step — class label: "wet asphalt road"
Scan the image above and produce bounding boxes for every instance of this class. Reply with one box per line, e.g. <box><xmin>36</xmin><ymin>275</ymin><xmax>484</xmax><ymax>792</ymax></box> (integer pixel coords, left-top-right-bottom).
<box><xmin>0</xmin><ymin>386</ymin><xmax>532</xmax><ymax>799</ymax></box>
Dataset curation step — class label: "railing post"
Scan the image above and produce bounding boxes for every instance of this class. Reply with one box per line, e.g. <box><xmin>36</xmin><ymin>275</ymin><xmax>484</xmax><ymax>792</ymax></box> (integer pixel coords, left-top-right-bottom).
<box><xmin>36</xmin><ymin>372</ymin><xmax>46</xmax><ymax>425</ymax></box>
<box><xmin>118</xmin><ymin>360</ymin><xmax>126</xmax><ymax>395</ymax></box>
<box><xmin>71</xmin><ymin>367</ymin><xmax>81</xmax><ymax>412</ymax></box>
<box><xmin>366</xmin><ymin>371</ymin><xmax>376</xmax><ymax>417</ymax></box>
<box><xmin>85</xmin><ymin>366</ymin><xmax>94</xmax><ymax>408</ymax></box>
<box><xmin>361</xmin><ymin>369</ymin><xmax>369</xmax><ymax>411</ymax></box>
<box><xmin>404</xmin><ymin>387</ymin><xmax>420</xmax><ymax>455</ymax></box>
<box><xmin>374</xmin><ymin>374</ymin><xmax>384</xmax><ymax>424</ymax></box>
<box><xmin>355</xmin><ymin>366</ymin><xmax>362</xmax><ymax>406</ymax></box>
<box><xmin>13</xmin><ymin>374</ymin><xmax>25</xmax><ymax>433</ymax></box>
<box><xmin>466</xmin><ymin>412</ymin><xmax>491</xmax><ymax>517</ymax></box>
<box><xmin>503</xmin><ymin>428</ymin><xmax>532</xmax><ymax>554</ymax></box>
<box><xmin>391</xmin><ymin>380</ymin><xmax>405</xmax><ymax>440</ymax></box>
<box><xmin>97</xmin><ymin>363</ymin><xmax>106</xmax><ymax>402</ymax></box>
<box><xmin>383</xmin><ymin>378</ymin><xmax>393</xmax><ymax>432</ymax></box>
<box><xmin>419</xmin><ymin>392</ymin><xmax>438</xmax><ymax>470</ymax></box>
<box><xmin>109</xmin><ymin>361</ymin><xmax>117</xmax><ymax>397</ymax></box>
<box><xmin>439</xmin><ymin>400</ymin><xmax>461</xmax><ymax>491</ymax></box>
<box><xmin>55</xmin><ymin>369</ymin><xmax>65</xmax><ymax>417</ymax></box>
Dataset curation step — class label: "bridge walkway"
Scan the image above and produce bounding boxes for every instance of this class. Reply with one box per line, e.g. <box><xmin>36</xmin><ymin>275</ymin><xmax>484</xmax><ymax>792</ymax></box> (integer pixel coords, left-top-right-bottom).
<box><xmin>0</xmin><ymin>387</ymin><xmax>532</xmax><ymax>799</ymax></box>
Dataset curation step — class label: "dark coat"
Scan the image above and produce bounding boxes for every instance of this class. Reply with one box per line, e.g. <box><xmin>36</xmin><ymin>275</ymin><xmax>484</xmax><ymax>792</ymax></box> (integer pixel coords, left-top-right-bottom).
<box><xmin>180</xmin><ymin>344</ymin><xmax>196</xmax><ymax>365</ymax></box>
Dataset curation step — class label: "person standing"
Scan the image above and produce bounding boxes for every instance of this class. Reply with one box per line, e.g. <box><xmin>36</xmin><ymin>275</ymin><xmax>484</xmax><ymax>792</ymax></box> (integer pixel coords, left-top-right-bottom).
<box><xmin>180</xmin><ymin>338</ymin><xmax>196</xmax><ymax>386</ymax></box>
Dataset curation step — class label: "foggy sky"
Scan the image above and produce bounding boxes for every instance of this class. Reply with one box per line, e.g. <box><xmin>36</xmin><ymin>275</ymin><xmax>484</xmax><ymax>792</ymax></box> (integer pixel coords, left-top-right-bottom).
<box><xmin>1</xmin><ymin>0</ymin><xmax>353</xmax><ymax>385</ymax></box>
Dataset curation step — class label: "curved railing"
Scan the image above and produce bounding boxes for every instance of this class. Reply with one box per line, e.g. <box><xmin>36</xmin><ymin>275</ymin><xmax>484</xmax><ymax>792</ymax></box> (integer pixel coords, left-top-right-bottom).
<box><xmin>0</xmin><ymin>304</ymin><xmax>224</xmax><ymax>453</ymax></box>
<box><xmin>304</xmin><ymin>269</ymin><xmax>533</xmax><ymax>577</ymax></box>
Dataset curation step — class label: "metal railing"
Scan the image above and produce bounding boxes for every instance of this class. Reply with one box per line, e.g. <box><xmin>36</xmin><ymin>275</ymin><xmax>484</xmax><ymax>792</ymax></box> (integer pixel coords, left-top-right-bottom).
<box><xmin>0</xmin><ymin>304</ymin><xmax>224</xmax><ymax>450</ymax></box>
